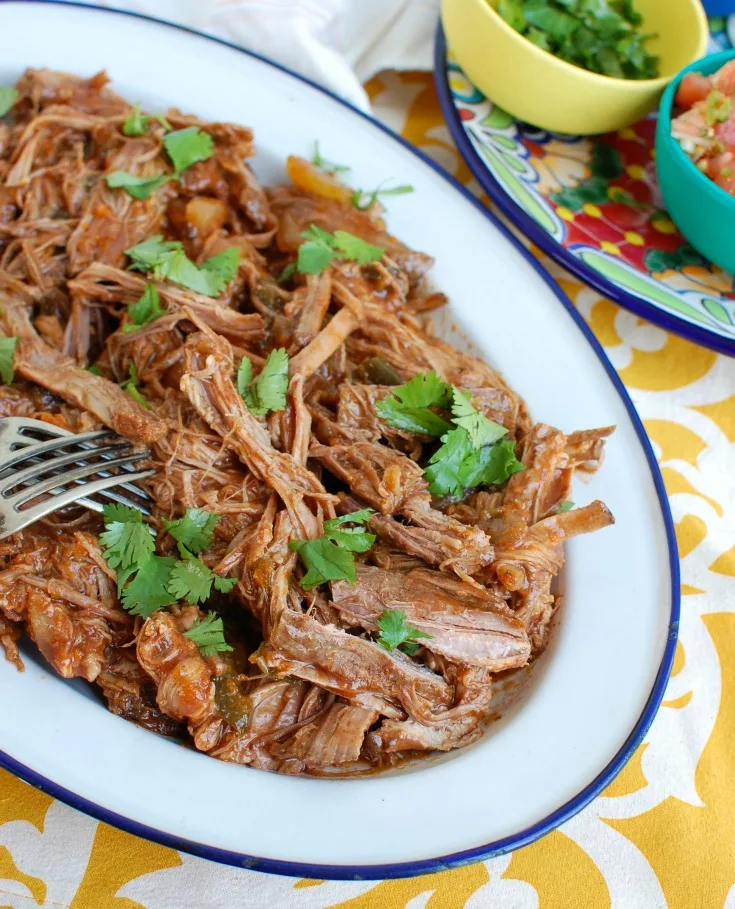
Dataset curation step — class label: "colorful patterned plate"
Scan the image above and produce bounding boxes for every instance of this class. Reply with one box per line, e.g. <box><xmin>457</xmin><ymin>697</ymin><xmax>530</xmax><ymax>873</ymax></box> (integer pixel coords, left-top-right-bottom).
<box><xmin>435</xmin><ymin>17</ymin><xmax>735</xmax><ymax>355</ymax></box>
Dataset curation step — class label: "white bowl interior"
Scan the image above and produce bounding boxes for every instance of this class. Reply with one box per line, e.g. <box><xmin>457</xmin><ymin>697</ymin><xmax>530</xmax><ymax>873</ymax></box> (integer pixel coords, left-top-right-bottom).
<box><xmin>0</xmin><ymin>1</ymin><xmax>674</xmax><ymax>873</ymax></box>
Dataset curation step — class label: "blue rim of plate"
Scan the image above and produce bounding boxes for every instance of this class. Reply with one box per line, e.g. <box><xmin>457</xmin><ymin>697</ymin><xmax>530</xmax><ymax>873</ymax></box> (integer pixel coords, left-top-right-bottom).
<box><xmin>0</xmin><ymin>0</ymin><xmax>680</xmax><ymax>881</ymax></box>
<box><xmin>433</xmin><ymin>24</ymin><xmax>735</xmax><ymax>358</ymax></box>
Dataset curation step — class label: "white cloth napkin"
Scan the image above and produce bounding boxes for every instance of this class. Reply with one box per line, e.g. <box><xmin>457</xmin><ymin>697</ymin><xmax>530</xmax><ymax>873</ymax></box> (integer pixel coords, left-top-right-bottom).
<box><xmin>82</xmin><ymin>0</ymin><xmax>440</xmax><ymax>110</ymax></box>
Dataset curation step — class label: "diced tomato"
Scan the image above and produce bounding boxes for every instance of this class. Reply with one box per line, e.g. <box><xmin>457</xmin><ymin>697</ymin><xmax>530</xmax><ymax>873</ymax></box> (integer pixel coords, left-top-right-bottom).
<box><xmin>675</xmin><ymin>72</ymin><xmax>712</xmax><ymax>110</ymax></box>
<box><xmin>712</xmin><ymin>59</ymin><xmax>735</xmax><ymax>96</ymax></box>
<box><xmin>707</xmin><ymin>152</ymin><xmax>735</xmax><ymax>195</ymax></box>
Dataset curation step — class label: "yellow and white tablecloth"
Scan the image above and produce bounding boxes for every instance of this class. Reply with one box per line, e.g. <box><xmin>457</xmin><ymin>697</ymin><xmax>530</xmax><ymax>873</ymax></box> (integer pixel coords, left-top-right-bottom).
<box><xmin>1</xmin><ymin>72</ymin><xmax>734</xmax><ymax>909</ymax></box>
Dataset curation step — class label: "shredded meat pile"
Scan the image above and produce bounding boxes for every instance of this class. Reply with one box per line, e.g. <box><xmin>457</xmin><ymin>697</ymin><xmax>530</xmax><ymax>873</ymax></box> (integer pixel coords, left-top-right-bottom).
<box><xmin>0</xmin><ymin>69</ymin><xmax>615</xmax><ymax>775</ymax></box>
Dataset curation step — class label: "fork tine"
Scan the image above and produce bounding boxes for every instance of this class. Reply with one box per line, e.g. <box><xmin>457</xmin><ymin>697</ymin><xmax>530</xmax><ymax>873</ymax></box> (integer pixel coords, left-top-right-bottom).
<box><xmin>10</xmin><ymin>453</ymin><xmax>149</xmax><ymax>506</ymax></box>
<box><xmin>0</xmin><ymin>440</ymin><xmax>134</xmax><ymax>491</ymax></box>
<box><xmin>0</xmin><ymin>470</ymin><xmax>155</xmax><ymax>539</ymax></box>
<box><xmin>0</xmin><ymin>429</ymin><xmax>117</xmax><ymax>471</ymax></box>
<box><xmin>76</xmin><ymin>477</ymin><xmax>154</xmax><ymax>515</ymax></box>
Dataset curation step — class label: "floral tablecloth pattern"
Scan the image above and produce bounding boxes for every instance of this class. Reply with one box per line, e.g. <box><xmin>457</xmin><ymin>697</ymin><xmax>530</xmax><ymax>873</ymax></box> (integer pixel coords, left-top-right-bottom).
<box><xmin>0</xmin><ymin>71</ymin><xmax>733</xmax><ymax>909</ymax></box>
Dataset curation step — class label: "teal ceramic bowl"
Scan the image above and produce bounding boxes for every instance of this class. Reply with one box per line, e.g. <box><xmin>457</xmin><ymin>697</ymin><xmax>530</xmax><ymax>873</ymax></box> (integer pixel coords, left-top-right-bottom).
<box><xmin>656</xmin><ymin>50</ymin><xmax>735</xmax><ymax>274</ymax></box>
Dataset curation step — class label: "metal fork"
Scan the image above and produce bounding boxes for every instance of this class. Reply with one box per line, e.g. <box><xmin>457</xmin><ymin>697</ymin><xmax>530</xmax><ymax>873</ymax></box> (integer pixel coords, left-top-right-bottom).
<box><xmin>0</xmin><ymin>417</ymin><xmax>153</xmax><ymax>539</ymax></box>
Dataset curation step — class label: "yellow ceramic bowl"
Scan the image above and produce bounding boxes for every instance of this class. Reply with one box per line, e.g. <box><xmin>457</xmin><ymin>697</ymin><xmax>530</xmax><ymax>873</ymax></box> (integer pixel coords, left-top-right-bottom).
<box><xmin>441</xmin><ymin>0</ymin><xmax>709</xmax><ymax>135</ymax></box>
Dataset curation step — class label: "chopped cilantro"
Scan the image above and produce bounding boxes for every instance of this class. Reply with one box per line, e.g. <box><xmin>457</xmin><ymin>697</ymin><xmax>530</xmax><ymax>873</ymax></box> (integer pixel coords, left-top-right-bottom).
<box><xmin>123</xmin><ymin>283</ymin><xmax>165</xmax><ymax>332</ymax></box>
<box><xmin>289</xmin><ymin>510</ymin><xmax>375</xmax><ymax>590</ymax></box>
<box><xmin>557</xmin><ymin>500</ymin><xmax>575</xmax><ymax>513</ymax></box>
<box><xmin>450</xmin><ymin>388</ymin><xmax>508</xmax><ymax>447</ymax></box>
<box><xmin>296</xmin><ymin>224</ymin><xmax>384</xmax><ymax>275</ymax></box>
<box><xmin>198</xmin><ymin>247</ymin><xmax>241</xmax><ymax>296</ymax></box>
<box><xmin>163</xmin><ymin>126</ymin><xmax>214</xmax><ymax>173</ymax></box>
<box><xmin>311</xmin><ymin>141</ymin><xmax>350</xmax><ymax>174</ymax></box>
<box><xmin>424</xmin><ymin>427</ymin><xmax>474</xmax><ymax>499</ymax></box>
<box><xmin>706</xmin><ymin>90</ymin><xmax>732</xmax><ymax>126</ymax></box>
<box><xmin>0</xmin><ymin>87</ymin><xmax>18</xmax><ymax>118</ymax></box>
<box><xmin>425</xmin><ymin>430</ymin><xmax>524</xmax><ymax>498</ymax></box>
<box><xmin>277</xmin><ymin>262</ymin><xmax>297</xmax><ymax>284</ymax></box>
<box><xmin>0</xmin><ymin>337</ymin><xmax>18</xmax><ymax>384</ymax></box>
<box><xmin>125</xmin><ymin>236</ymin><xmax>240</xmax><ymax>298</ymax></box>
<box><xmin>376</xmin><ymin>609</ymin><xmax>432</xmax><ymax>656</ymax></box>
<box><xmin>496</xmin><ymin>0</ymin><xmax>659</xmax><ymax>81</ymax></box>
<box><xmin>163</xmin><ymin>508</ymin><xmax>219</xmax><ymax>555</ymax></box>
<box><xmin>109</xmin><ymin>125</ymin><xmax>212</xmax><ymax>199</ymax></box>
<box><xmin>120</xmin><ymin>362</ymin><xmax>151</xmax><ymax>410</ymax></box>
<box><xmin>184</xmin><ymin>611</ymin><xmax>233</xmax><ymax>655</ymax></box>
<box><xmin>332</xmin><ymin>230</ymin><xmax>386</xmax><ymax>264</ymax></box>
<box><xmin>122</xmin><ymin>103</ymin><xmax>171</xmax><ymax>137</ymax></box>
<box><xmin>168</xmin><ymin>545</ymin><xmax>236</xmax><ymax>604</ymax></box>
<box><xmin>122</xmin><ymin>102</ymin><xmax>147</xmax><ymax>137</ymax></box>
<box><xmin>122</xmin><ymin>556</ymin><xmax>177</xmax><ymax>617</ymax></box>
<box><xmin>100</xmin><ymin>506</ymin><xmax>235</xmax><ymax>618</ymax></box>
<box><xmin>100</xmin><ymin>503</ymin><xmax>155</xmax><ymax>571</ymax></box>
<box><xmin>376</xmin><ymin>372</ymin><xmax>453</xmax><ymax>436</ymax></box>
<box><xmin>351</xmin><ymin>183</ymin><xmax>414</xmax><ymax>211</ymax></box>
<box><xmin>375</xmin><ymin>371</ymin><xmax>523</xmax><ymax>497</ymax></box>
<box><xmin>236</xmin><ymin>356</ymin><xmax>252</xmax><ymax>399</ymax></box>
<box><xmin>238</xmin><ymin>349</ymin><xmax>289</xmax><ymax>417</ymax></box>
<box><xmin>126</xmin><ymin>236</ymin><xmax>180</xmax><ymax>271</ymax></box>
<box><xmin>105</xmin><ymin>171</ymin><xmax>171</xmax><ymax>201</ymax></box>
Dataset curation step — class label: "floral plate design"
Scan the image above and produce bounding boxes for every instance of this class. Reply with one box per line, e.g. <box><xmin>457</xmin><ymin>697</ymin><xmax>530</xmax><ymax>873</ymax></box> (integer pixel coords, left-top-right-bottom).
<box><xmin>435</xmin><ymin>17</ymin><xmax>735</xmax><ymax>355</ymax></box>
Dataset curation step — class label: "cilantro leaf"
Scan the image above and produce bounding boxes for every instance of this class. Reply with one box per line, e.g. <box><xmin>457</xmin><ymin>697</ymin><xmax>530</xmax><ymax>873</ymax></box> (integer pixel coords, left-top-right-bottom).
<box><xmin>122</xmin><ymin>102</ymin><xmax>147</xmax><ymax>137</ymax></box>
<box><xmin>289</xmin><ymin>537</ymin><xmax>358</xmax><ymax>589</ymax></box>
<box><xmin>296</xmin><ymin>224</ymin><xmax>384</xmax><ymax>275</ymax></box>
<box><xmin>120</xmin><ymin>362</ymin><xmax>151</xmax><ymax>410</ymax></box>
<box><xmin>163</xmin><ymin>126</ymin><xmax>214</xmax><ymax>173</ymax></box>
<box><xmin>0</xmin><ymin>87</ymin><xmax>18</xmax><ymax>118</ymax></box>
<box><xmin>297</xmin><ymin>232</ymin><xmax>336</xmax><ymax>275</ymax></box>
<box><xmin>123</xmin><ymin>283</ymin><xmax>165</xmax><ymax>332</ymax></box>
<box><xmin>324</xmin><ymin>509</ymin><xmax>374</xmax><ymax>528</ymax></box>
<box><xmin>376</xmin><ymin>608</ymin><xmax>432</xmax><ymax>655</ymax></box>
<box><xmin>311</xmin><ymin>141</ymin><xmax>350</xmax><ymax>174</ymax></box>
<box><xmin>277</xmin><ymin>262</ymin><xmax>297</xmax><ymax>284</ymax></box>
<box><xmin>450</xmin><ymin>388</ymin><xmax>508</xmax><ymax>447</ymax></box>
<box><xmin>324</xmin><ymin>528</ymin><xmax>376</xmax><ymax>553</ymax></box>
<box><xmin>121</xmin><ymin>555</ymin><xmax>177</xmax><ymax>617</ymax></box>
<box><xmin>214</xmin><ymin>574</ymin><xmax>238</xmax><ymax>594</ymax></box>
<box><xmin>557</xmin><ymin>500</ymin><xmax>575</xmax><ymax>513</ymax></box>
<box><xmin>332</xmin><ymin>230</ymin><xmax>385</xmax><ymax>264</ymax></box>
<box><xmin>351</xmin><ymin>183</ymin><xmax>414</xmax><ymax>211</ymax></box>
<box><xmin>126</xmin><ymin>236</ymin><xmax>182</xmax><ymax>271</ymax></box>
<box><xmin>163</xmin><ymin>508</ymin><xmax>219</xmax><ymax>555</ymax></box>
<box><xmin>183</xmin><ymin>611</ymin><xmax>233</xmax><ymax>655</ymax></box>
<box><xmin>125</xmin><ymin>237</ymin><xmax>240</xmax><ymax>298</ymax></box>
<box><xmin>168</xmin><ymin>546</ymin><xmax>236</xmax><ymax>605</ymax></box>
<box><xmin>376</xmin><ymin>372</ymin><xmax>453</xmax><ymax>436</ymax></box>
<box><xmin>0</xmin><ymin>337</ymin><xmax>18</xmax><ymax>384</ymax></box>
<box><xmin>457</xmin><ymin>438</ymin><xmax>525</xmax><ymax>491</ymax></box>
<box><xmin>199</xmin><ymin>247</ymin><xmax>241</xmax><ymax>296</ymax></box>
<box><xmin>425</xmin><ymin>427</ymin><xmax>472</xmax><ymax>498</ymax></box>
<box><xmin>289</xmin><ymin>510</ymin><xmax>376</xmax><ymax>590</ymax></box>
<box><xmin>121</xmin><ymin>103</ymin><xmax>170</xmax><ymax>137</ymax></box>
<box><xmin>425</xmin><ymin>430</ymin><xmax>523</xmax><ymax>498</ymax></box>
<box><xmin>86</xmin><ymin>364</ymin><xmax>101</xmax><ymax>376</ymax></box>
<box><xmin>240</xmin><ymin>348</ymin><xmax>289</xmax><ymax>417</ymax></box>
<box><xmin>236</xmin><ymin>356</ymin><xmax>252</xmax><ymax>398</ymax></box>
<box><xmin>106</xmin><ymin>171</ymin><xmax>171</xmax><ymax>200</ymax></box>
<box><xmin>100</xmin><ymin>503</ymin><xmax>155</xmax><ymax>571</ymax></box>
